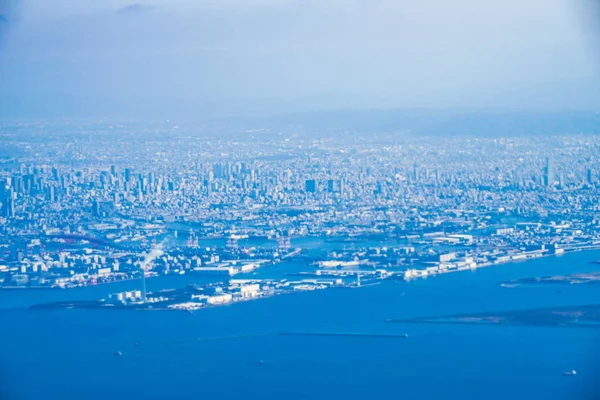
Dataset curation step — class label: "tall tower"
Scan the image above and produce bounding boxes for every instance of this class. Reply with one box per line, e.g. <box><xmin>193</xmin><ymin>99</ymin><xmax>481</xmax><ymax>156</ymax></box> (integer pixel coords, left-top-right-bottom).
<box><xmin>3</xmin><ymin>188</ymin><xmax>15</xmax><ymax>218</ymax></box>
<box><xmin>544</xmin><ymin>157</ymin><xmax>554</xmax><ymax>187</ymax></box>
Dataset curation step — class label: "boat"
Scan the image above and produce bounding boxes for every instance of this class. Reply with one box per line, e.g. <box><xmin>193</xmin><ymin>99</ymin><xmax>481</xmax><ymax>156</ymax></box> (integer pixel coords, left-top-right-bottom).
<box><xmin>563</xmin><ymin>370</ymin><xmax>576</xmax><ymax>376</ymax></box>
<box><xmin>114</xmin><ymin>351</ymin><xmax>123</xmax><ymax>357</ymax></box>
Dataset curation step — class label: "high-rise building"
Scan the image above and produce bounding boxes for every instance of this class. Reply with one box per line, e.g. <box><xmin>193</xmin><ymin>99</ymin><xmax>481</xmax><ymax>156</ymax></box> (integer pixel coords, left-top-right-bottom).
<box><xmin>47</xmin><ymin>186</ymin><xmax>55</xmax><ymax>202</ymax></box>
<box><xmin>3</xmin><ymin>188</ymin><xmax>15</xmax><ymax>218</ymax></box>
<box><xmin>6</xmin><ymin>197</ymin><xmax>14</xmax><ymax>218</ymax></box>
<box><xmin>305</xmin><ymin>179</ymin><xmax>316</xmax><ymax>193</ymax></box>
<box><xmin>327</xmin><ymin>179</ymin><xmax>336</xmax><ymax>193</ymax></box>
<box><xmin>92</xmin><ymin>200</ymin><xmax>101</xmax><ymax>217</ymax></box>
<box><xmin>51</xmin><ymin>167</ymin><xmax>60</xmax><ymax>180</ymax></box>
<box><xmin>544</xmin><ymin>157</ymin><xmax>554</xmax><ymax>187</ymax></box>
<box><xmin>587</xmin><ymin>168</ymin><xmax>593</xmax><ymax>185</ymax></box>
<box><xmin>148</xmin><ymin>172</ymin><xmax>155</xmax><ymax>187</ymax></box>
<box><xmin>327</xmin><ymin>179</ymin><xmax>343</xmax><ymax>194</ymax></box>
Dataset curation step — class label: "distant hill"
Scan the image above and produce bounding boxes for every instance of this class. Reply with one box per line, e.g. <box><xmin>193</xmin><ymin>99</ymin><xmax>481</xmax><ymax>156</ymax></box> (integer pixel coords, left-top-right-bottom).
<box><xmin>2</xmin><ymin>107</ymin><xmax>599</xmax><ymax>138</ymax></box>
<box><xmin>224</xmin><ymin>109</ymin><xmax>600</xmax><ymax>137</ymax></box>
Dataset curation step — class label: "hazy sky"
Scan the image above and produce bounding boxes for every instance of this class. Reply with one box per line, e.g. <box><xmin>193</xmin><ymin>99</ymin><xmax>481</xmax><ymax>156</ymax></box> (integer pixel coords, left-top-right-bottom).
<box><xmin>0</xmin><ymin>0</ymin><xmax>599</xmax><ymax>118</ymax></box>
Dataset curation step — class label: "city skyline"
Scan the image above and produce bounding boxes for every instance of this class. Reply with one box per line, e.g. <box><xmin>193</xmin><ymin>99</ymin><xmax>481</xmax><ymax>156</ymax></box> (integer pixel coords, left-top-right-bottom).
<box><xmin>2</xmin><ymin>1</ymin><xmax>600</xmax><ymax>398</ymax></box>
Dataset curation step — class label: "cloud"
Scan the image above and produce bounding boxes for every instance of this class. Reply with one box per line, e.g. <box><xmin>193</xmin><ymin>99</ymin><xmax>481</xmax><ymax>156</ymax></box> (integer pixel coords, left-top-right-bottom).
<box><xmin>117</xmin><ymin>3</ymin><xmax>155</xmax><ymax>15</ymax></box>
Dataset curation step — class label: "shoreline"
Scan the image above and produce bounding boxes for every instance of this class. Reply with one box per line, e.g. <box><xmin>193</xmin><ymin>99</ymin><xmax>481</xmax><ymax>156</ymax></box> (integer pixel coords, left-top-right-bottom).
<box><xmin>404</xmin><ymin>246</ymin><xmax>600</xmax><ymax>282</ymax></box>
<box><xmin>7</xmin><ymin>246</ymin><xmax>600</xmax><ymax>313</ymax></box>
<box><xmin>0</xmin><ymin>275</ymin><xmax>149</xmax><ymax>291</ymax></box>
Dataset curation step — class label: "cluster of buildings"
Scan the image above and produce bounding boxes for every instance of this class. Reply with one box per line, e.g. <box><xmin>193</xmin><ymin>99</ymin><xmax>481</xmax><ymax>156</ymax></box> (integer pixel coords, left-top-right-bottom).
<box><xmin>2</xmin><ymin>122</ymin><xmax>600</xmax><ymax>295</ymax></box>
<box><xmin>0</xmin><ymin>239</ymin><xmax>281</xmax><ymax>289</ymax></box>
<box><xmin>103</xmin><ymin>278</ymin><xmax>344</xmax><ymax>311</ymax></box>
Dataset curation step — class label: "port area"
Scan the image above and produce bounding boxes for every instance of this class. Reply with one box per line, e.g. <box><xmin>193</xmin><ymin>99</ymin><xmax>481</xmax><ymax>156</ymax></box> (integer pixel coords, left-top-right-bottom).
<box><xmin>499</xmin><ymin>271</ymin><xmax>600</xmax><ymax>287</ymax></box>
<box><xmin>28</xmin><ymin>276</ymin><xmax>370</xmax><ymax>312</ymax></box>
<box><xmin>386</xmin><ymin>304</ymin><xmax>600</xmax><ymax>328</ymax></box>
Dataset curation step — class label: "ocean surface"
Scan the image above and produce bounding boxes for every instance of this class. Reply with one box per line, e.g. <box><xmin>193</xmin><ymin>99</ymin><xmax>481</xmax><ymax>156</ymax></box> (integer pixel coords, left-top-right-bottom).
<box><xmin>1</xmin><ymin>251</ymin><xmax>600</xmax><ymax>399</ymax></box>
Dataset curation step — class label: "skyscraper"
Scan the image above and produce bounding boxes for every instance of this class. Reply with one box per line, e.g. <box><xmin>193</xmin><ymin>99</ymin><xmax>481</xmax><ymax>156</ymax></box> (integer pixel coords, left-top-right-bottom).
<box><xmin>47</xmin><ymin>186</ymin><xmax>55</xmax><ymax>202</ymax></box>
<box><xmin>2</xmin><ymin>188</ymin><xmax>15</xmax><ymax>218</ymax></box>
<box><xmin>327</xmin><ymin>179</ymin><xmax>335</xmax><ymax>193</ymax></box>
<box><xmin>544</xmin><ymin>157</ymin><xmax>554</xmax><ymax>187</ymax></box>
<box><xmin>92</xmin><ymin>200</ymin><xmax>101</xmax><ymax>217</ymax></box>
<box><xmin>305</xmin><ymin>179</ymin><xmax>316</xmax><ymax>193</ymax></box>
<box><xmin>6</xmin><ymin>197</ymin><xmax>14</xmax><ymax>218</ymax></box>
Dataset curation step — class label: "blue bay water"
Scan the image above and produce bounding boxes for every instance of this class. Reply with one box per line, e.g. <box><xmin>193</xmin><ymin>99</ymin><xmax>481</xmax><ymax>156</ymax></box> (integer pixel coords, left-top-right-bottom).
<box><xmin>1</xmin><ymin>251</ymin><xmax>600</xmax><ymax>399</ymax></box>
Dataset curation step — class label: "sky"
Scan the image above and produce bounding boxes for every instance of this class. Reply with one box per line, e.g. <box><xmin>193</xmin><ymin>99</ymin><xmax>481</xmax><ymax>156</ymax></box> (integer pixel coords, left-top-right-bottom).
<box><xmin>0</xmin><ymin>0</ymin><xmax>599</xmax><ymax>118</ymax></box>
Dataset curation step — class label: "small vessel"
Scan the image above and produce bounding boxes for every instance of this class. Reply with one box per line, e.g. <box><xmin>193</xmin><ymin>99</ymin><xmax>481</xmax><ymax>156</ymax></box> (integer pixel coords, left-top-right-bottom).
<box><xmin>114</xmin><ymin>351</ymin><xmax>123</xmax><ymax>357</ymax></box>
<box><xmin>500</xmin><ymin>283</ymin><xmax>517</xmax><ymax>288</ymax></box>
<box><xmin>563</xmin><ymin>370</ymin><xmax>576</xmax><ymax>376</ymax></box>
